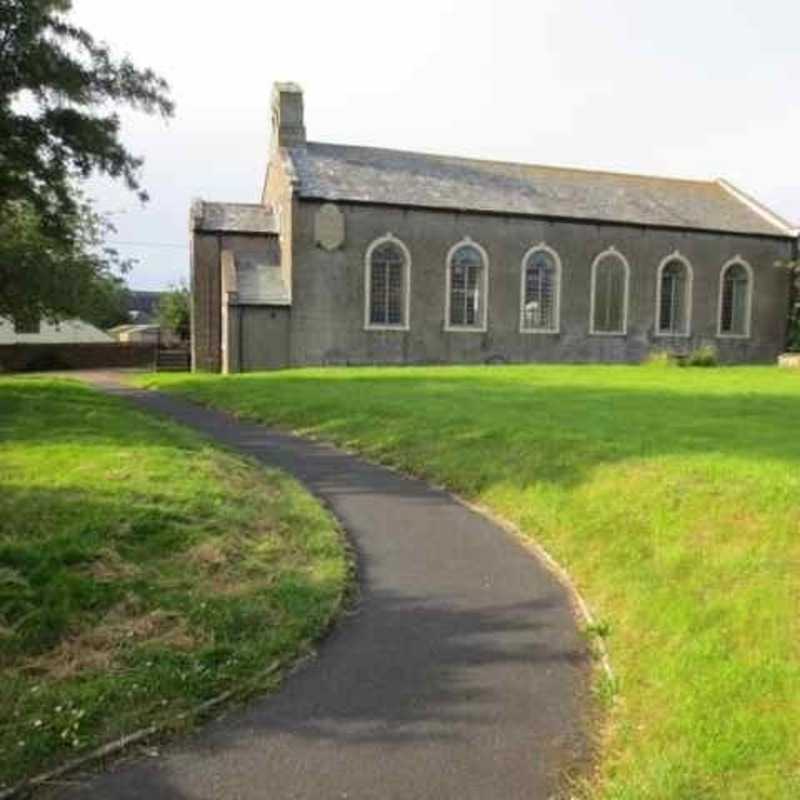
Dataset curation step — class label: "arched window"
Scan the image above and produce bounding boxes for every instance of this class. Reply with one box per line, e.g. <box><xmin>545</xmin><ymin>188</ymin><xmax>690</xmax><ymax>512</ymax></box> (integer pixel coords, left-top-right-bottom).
<box><xmin>520</xmin><ymin>245</ymin><xmax>561</xmax><ymax>332</ymax></box>
<box><xmin>364</xmin><ymin>235</ymin><xmax>410</xmax><ymax>329</ymax></box>
<box><xmin>590</xmin><ymin>248</ymin><xmax>629</xmax><ymax>335</ymax></box>
<box><xmin>656</xmin><ymin>254</ymin><xmax>692</xmax><ymax>336</ymax></box>
<box><xmin>446</xmin><ymin>239</ymin><xmax>488</xmax><ymax>330</ymax></box>
<box><xmin>718</xmin><ymin>258</ymin><xmax>753</xmax><ymax>337</ymax></box>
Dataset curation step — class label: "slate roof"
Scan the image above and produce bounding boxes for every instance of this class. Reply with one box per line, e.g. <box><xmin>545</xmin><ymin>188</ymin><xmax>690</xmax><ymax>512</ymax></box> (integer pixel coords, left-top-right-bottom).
<box><xmin>192</xmin><ymin>201</ymin><xmax>278</xmax><ymax>234</ymax></box>
<box><xmin>285</xmin><ymin>142</ymin><xmax>796</xmax><ymax>238</ymax></box>
<box><xmin>127</xmin><ymin>290</ymin><xmax>162</xmax><ymax>315</ymax></box>
<box><xmin>0</xmin><ymin>317</ymin><xmax>113</xmax><ymax>345</ymax></box>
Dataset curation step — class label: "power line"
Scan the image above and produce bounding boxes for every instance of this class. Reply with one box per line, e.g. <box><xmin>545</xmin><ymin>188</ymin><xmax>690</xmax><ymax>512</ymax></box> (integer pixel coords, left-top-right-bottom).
<box><xmin>106</xmin><ymin>240</ymin><xmax>189</xmax><ymax>250</ymax></box>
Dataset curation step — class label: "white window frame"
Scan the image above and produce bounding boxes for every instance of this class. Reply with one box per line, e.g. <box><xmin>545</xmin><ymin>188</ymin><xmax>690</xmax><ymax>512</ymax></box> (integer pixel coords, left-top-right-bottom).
<box><xmin>716</xmin><ymin>255</ymin><xmax>754</xmax><ymax>339</ymax></box>
<box><xmin>519</xmin><ymin>243</ymin><xmax>562</xmax><ymax>334</ymax></box>
<box><xmin>589</xmin><ymin>246</ymin><xmax>630</xmax><ymax>336</ymax></box>
<box><xmin>654</xmin><ymin>251</ymin><xmax>694</xmax><ymax>338</ymax></box>
<box><xmin>444</xmin><ymin>237</ymin><xmax>489</xmax><ymax>333</ymax></box>
<box><xmin>363</xmin><ymin>233</ymin><xmax>411</xmax><ymax>331</ymax></box>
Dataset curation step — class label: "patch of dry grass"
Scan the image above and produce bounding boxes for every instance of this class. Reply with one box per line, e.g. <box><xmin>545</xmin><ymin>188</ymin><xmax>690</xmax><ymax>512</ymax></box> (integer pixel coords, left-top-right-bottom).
<box><xmin>0</xmin><ymin>377</ymin><xmax>349</xmax><ymax>787</ymax></box>
<box><xmin>23</xmin><ymin>606</ymin><xmax>198</xmax><ymax>680</ymax></box>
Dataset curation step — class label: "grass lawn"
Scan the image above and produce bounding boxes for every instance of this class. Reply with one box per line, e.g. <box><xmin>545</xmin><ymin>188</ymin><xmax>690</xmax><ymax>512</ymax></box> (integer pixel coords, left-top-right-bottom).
<box><xmin>0</xmin><ymin>377</ymin><xmax>348</xmax><ymax>789</ymax></box>
<box><xmin>140</xmin><ymin>364</ymin><xmax>800</xmax><ymax>800</ymax></box>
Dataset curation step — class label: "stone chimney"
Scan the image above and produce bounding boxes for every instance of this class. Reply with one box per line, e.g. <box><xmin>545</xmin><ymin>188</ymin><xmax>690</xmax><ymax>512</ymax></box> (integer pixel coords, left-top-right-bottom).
<box><xmin>271</xmin><ymin>82</ymin><xmax>306</xmax><ymax>150</ymax></box>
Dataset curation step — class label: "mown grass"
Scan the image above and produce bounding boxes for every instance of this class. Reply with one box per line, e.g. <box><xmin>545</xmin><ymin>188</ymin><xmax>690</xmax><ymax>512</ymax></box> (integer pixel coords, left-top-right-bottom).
<box><xmin>140</xmin><ymin>364</ymin><xmax>800</xmax><ymax>800</ymax></box>
<box><xmin>0</xmin><ymin>377</ymin><xmax>348</xmax><ymax>789</ymax></box>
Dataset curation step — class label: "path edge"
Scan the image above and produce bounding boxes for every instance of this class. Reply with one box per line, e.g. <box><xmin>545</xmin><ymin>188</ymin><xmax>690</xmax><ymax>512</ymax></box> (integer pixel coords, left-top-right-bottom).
<box><xmin>74</xmin><ymin>376</ymin><xmax>611</xmax><ymax>797</ymax></box>
<box><xmin>451</xmin><ymin>494</ymin><xmax>614</xmax><ymax>681</ymax></box>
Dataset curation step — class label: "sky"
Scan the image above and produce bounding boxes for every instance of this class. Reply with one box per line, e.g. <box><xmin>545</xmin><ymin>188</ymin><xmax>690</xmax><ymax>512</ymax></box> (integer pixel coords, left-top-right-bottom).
<box><xmin>70</xmin><ymin>0</ymin><xmax>800</xmax><ymax>291</ymax></box>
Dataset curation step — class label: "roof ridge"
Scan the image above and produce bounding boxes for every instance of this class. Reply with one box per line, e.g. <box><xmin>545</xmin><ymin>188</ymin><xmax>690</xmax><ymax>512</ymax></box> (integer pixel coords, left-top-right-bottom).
<box><xmin>204</xmin><ymin>201</ymin><xmax>273</xmax><ymax>209</ymax></box>
<box><xmin>304</xmin><ymin>140</ymin><xmax>716</xmax><ymax>187</ymax></box>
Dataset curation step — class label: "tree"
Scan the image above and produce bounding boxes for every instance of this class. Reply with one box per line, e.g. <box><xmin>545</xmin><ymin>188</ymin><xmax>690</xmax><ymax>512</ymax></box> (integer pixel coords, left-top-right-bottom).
<box><xmin>0</xmin><ymin>197</ymin><xmax>131</xmax><ymax>326</ymax></box>
<box><xmin>158</xmin><ymin>284</ymin><xmax>190</xmax><ymax>342</ymax></box>
<box><xmin>0</xmin><ymin>0</ymin><xmax>173</xmax><ymax>323</ymax></box>
<box><xmin>773</xmin><ymin>256</ymin><xmax>800</xmax><ymax>352</ymax></box>
<box><xmin>81</xmin><ymin>272</ymin><xmax>131</xmax><ymax>330</ymax></box>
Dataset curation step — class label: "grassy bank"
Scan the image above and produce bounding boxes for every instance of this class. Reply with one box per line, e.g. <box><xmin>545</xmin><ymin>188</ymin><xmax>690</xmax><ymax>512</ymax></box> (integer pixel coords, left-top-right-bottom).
<box><xmin>140</xmin><ymin>365</ymin><xmax>800</xmax><ymax>800</ymax></box>
<box><xmin>0</xmin><ymin>378</ymin><xmax>348</xmax><ymax>788</ymax></box>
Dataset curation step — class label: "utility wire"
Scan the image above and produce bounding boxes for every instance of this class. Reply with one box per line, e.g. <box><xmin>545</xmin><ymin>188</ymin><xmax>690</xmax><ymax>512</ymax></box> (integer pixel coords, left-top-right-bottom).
<box><xmin>106</xmin><ymin>240</ymin><xmax>189</xmax><ymax>250</ymax></box>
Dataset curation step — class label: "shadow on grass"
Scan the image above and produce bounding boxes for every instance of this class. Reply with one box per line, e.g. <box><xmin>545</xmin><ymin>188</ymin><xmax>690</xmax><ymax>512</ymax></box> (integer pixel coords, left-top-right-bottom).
<box><xmin>0</xmin><ymin>481</ymin><xmax>230</xmax><ymax>662</ymax></box>
<box><xmin>150</xmin><ymin>369</ymin><xmax>800</xmax><ymax>491</ymax></box>
<box><xmin>0</xmin><ymin>380</ymin><xmax>199</xmax><ymax>452</ymax></box>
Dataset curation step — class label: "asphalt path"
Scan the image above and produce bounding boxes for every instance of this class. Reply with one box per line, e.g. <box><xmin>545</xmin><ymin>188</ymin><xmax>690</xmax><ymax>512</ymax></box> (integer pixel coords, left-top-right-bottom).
<box><xmin>59</xmin><ymin>374</ymin><xmax>592</xmax><ymax>800</ymax></box>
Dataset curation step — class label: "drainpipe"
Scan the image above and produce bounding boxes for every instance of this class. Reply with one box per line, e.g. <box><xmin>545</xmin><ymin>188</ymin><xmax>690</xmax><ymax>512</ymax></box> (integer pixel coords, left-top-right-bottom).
<box><xmin>789</xmin><ymin>235</ymin><xmax>800</xmax><ymax>352</ymax></box>
<box><xmin>239</xmin><ymin>303</ymin><xmax>244</xmax><ymax>374</ymax></box>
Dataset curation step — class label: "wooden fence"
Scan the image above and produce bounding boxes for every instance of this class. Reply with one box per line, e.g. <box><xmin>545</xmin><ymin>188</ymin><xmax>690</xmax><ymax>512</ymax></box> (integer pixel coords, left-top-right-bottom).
<box><xmin>0</xmin><ymin>343</ymin><xmax>157</xmax><ymax>373</ymax></box>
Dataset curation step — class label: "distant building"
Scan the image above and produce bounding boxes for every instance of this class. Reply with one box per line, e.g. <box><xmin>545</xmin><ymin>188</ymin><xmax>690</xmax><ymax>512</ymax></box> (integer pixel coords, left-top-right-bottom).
<box><xmin>108</xmin><ymin>323</ymin><xmax>181</xmax><ymax>347</ymax></box>
<box><xmin>126</xmin><ymin>290</ymin><xmax>163</xmax><ymax>325</ymax></box>
<box><xmin>191</xmin><ymin>83</ymin><xmax>798</xmax><ymax>373</ymax></box>
<box><xmin>0</xmin><ymin>317</ymin><xmax>113</xmax><ymax>345</ymax></box>
<box><xmin>108</xmin><ymin>323</ymin><xmax>160</xmax><ymax>344</ymax></box>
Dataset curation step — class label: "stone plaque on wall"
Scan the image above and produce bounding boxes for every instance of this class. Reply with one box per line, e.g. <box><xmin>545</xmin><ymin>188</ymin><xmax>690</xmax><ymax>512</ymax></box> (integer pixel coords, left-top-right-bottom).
<box><xmin>314</xmin><ymin>203</ymin><xmax>345</xmax><ymax>251</ymax></box>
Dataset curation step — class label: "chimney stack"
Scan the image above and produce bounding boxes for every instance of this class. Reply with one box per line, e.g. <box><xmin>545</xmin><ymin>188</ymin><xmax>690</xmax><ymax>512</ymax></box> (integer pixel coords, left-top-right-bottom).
<box><xmin>271</xmin><ymin>82</ymin><xmax>306</xmax><ymax>150</ymax></box>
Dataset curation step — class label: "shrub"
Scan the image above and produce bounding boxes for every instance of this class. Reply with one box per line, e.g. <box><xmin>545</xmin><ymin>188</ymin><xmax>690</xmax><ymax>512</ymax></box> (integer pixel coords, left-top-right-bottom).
<box><xmin>685</xmin><ymin>344</ymin><xmax>718</xmax><ymax>367</ymax></box>
<box><xmin>643</xmin><ymin>350</ymin><xmax>679</xmax><ymax>367</ymax></box>
<box><xmin>787</xmin><ymin>308</ymin><xmax>800</xmax><ymax>352</ymax></box>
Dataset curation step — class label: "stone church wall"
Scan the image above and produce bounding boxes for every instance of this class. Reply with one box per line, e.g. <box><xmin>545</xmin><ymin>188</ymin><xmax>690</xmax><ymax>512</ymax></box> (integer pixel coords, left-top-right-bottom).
<box><xmin>286</xmin><ymin>199</ymin><xmax>791</xmax><ymax>367</ymax></box>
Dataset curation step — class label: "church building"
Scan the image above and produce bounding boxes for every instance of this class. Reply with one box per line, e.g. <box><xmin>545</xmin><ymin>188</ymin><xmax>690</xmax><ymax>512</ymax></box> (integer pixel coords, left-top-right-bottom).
<box><xmin>190</xmin><ymin>83</ymin><xmax>797</xmax><ymax>372</ymax></box>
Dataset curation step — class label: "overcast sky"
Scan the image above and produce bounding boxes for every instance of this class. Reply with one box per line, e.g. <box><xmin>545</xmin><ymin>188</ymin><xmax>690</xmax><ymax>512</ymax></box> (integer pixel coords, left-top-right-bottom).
<box><xmin>71</xmin><ymin>0</ymin><xmax>800</xmax><ymax>291</ymax></box>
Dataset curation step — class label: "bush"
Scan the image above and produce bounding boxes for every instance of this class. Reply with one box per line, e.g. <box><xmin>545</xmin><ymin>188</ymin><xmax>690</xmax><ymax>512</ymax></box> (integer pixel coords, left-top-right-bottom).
<box><xmin>685</xmin><ymin>344</ymin><xmax>718</xmax><ymax>367</ymax></box>
<box><xmin>787</xmin><ymin>310</ymin><xmax>800</xmax><ymax>353</ymax></box>
<box><xmin>158</xmin><ymin>284</ymin><xmax>190</xmax><ymax>342</ymax></box>
<box><xmin>643</xmin><ymin>350</ymin><xmax>679</xmax><ymax>368</ymax></box>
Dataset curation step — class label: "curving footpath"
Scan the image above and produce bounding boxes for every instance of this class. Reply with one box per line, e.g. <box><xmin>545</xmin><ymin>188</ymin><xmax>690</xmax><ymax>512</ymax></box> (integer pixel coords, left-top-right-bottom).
<box><xmin>61</xmin><ymin>373</ymin><xmax>592</xmax><ymax>800</ymax></box>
